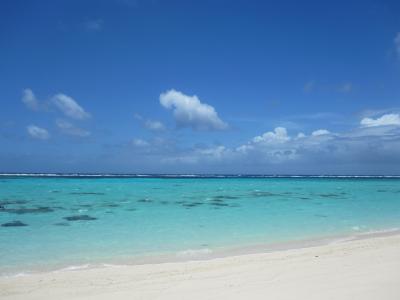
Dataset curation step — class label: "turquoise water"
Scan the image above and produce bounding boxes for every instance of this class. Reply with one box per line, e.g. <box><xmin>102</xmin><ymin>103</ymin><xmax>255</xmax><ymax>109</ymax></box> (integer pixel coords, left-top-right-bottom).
<box><xmin>1</xmin><ymin>176</ymin><xmax>400</xmax><ymax>275</ymax></box>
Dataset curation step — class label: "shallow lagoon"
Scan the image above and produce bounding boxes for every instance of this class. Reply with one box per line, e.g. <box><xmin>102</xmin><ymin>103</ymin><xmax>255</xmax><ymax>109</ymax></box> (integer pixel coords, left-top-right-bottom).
<box><xmin>1</xmin><ymin>176</ymin><xmax>400</xmax><ymax>275</ymax></box>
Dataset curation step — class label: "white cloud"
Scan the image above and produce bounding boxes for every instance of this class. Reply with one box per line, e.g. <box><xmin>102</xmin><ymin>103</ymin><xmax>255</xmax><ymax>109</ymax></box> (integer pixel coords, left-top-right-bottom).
<box><xmin>159</xmin><ymin>89</ymin><xmax>228</xmax><ymax>131</ymax></box>
<box><xmin>111</xmin><ymin>117</ymin><xmax>400</xmax><ymax>174</ymax></box>
<box><xmin>84</xmin><ymin>19</ymin><xmax>103</xmax><ymax>32</ymax></box>
<box><xmin>144</xmin><ymin>119</ymin><xmax>166</xmax><ymax>131</ymax></box>
<box><xmin>395</xmin><ymin>32</ymin><xmax>400</xmax><ymax>58</ymax></box>
<box><xmin>296</xmin><ymin>132</ymin><xmax>306</xmax><ymax>139</ymax></box>
<box><xmin>162</xmin><ymin>145</ymin><xmax>231</xmax><ymax>165</ymax></box>
<box><xmin>132</xmin><ymin>138</ymin><xmax>149</xmax><ymax>147</ymax></box>
<box><xmin>197</xmin><ymin>145</ymin><xmax>227</xmax><ymax>159</ymax></box>
<box><xmin>134</xmin><ymin>114</ymin><xmax>166</xmax><ymax>131</ymax></box>
<box><xmin>360</xmin><ymin>113</ymin><xmax>400</xmax><ymax>127</ymax></box>
<box><xmin>56</xmin><ymin>119</ymin><xmax>91</xmax><ymax>137</ymax></box>
<box><xmin>311</xmin><ymin>129</ymin><xmax>330</xmax><ymax>136</ymax></box>
<box><xmin>22</xmin><ymin>89</ymin><xmax>39</xmax><ymax>110</ymax></box>
<box><xmin>253</xmin><ymin>127</ymin><xmax>290</xmax><ymax>143</ymax></box>
<box><xmin>181</xmin><ymin>124</ymin><xmax>400</xmax><ymax>168</ymax></box>
<box><xmin>27</xmin><ymin>125</ymin><xmax>50</xmax><ymax>140</ymax></box>
<box><xmin>52</xmin><ymin>93</ymin><xmax>90</xmax><ymax>120</ymax></box>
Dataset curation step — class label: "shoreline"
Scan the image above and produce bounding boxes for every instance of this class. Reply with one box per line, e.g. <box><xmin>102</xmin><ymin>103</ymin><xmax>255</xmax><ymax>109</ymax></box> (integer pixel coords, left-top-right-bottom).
<box><xmin>1</xmin><ymin>232</ymin><xmax>400</xmax><ymax>299</ymax></box>
<box><xmin>2</xmin><ymin>227</ymin><xmax>400</xmax><ymax>278</ymax></box>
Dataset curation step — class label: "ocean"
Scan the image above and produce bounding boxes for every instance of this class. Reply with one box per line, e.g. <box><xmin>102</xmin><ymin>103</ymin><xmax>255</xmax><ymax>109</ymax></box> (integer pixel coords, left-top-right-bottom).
<box><xmin>1</xmin><ymin>175</ymin><xmax>400</xmax><ymax>275</ymax></box>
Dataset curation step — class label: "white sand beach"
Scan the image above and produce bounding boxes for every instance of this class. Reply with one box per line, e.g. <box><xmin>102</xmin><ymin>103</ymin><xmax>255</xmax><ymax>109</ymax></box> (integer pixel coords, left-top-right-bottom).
<box><xmin>1</xmin><ymin>234</ymin><xmax>400</xmax><ymax>300</ymax></box>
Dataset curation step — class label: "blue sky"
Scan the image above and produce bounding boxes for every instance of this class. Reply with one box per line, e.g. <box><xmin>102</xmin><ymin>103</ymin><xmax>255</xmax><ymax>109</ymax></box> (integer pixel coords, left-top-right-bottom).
<box><xmin>1</xmin><ymin>0</ymin><xmax>400</xmax><ymax>174</ymax></box>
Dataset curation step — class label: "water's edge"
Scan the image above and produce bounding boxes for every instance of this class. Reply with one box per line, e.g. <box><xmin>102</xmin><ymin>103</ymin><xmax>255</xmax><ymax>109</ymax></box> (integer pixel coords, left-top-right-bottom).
<box><xmin>3</xmin><ymin>228</ymin><xmax>399</xmax><ymax>278</ymax></box>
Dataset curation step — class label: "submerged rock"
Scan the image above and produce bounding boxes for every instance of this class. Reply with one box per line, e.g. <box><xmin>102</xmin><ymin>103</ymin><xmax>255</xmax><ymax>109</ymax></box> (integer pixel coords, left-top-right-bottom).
<box><xmin>314</xmin><ymin>214</ymin><xmax>328</xmax><ymax>218</ymax></box>
<box><xmin>3</xmin><ymin>206</ymin><xmax>54</xmax><ymax>214</ymax></box>
<box><xmin>0</xmin><ymin>200</ymin><xmax>29</xmax><ymax>206</ymax></box>
<box><xmin>63</xmin><ymin>215</ymin><xmax>97</xmax><ymax>221</ymax></box>
<box><xmin>318</xmin><ymin>193</ymin><xmax>340</xmax><ymax>198</ymax></box>
<box><xmin>104</xmin><ymin>204</ymin><xmax>119</xmax><ymax>207</ymax></box>
<box><xmin>209</xmin><ymin>202</ymin><xmax>229</xmax><ymax>207</ymax></box>
<box><xmin>70</xmin><ymin>192</ymin><xmax>106</xmax><ymax>195</ymax></box>
<box><xmin>137</xmin><ymin>198</ymin><xmax>152</xmax><ymax>203</ymax></box>
<box><xmin>54</xmin><ymin>222</ymin><xmax>70</xmax><ymax>226</ymax></box>
<box><xmin>213</xmin><ymin>195</ymin><xmax>240</xmax><ymax>200</ymax></box>
<box><xmin>182</xmin><ymin>202</ymin><xmax>203</xmax><ymax>208</ymax></box>
<box><xmin>1</xmin><ymin>220</ymin><xmax>28</xmax><ymax>227</ymax></box>
<box><xmin>251</xmin><ymin>191</ymin><xmax>281</xmax><ymax>197</ymax></box>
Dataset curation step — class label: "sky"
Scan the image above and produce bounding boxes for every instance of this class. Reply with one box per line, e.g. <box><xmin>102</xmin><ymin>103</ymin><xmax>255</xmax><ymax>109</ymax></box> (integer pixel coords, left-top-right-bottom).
<box><xmin>1</xmin><ymin>0</ymin><xmax>400</xmax><ymax>174</ymax></box>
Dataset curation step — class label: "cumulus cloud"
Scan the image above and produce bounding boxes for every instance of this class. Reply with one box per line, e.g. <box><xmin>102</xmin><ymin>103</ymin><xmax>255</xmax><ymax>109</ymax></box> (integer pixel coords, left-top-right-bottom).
<box><xmin>22</xmin><ymin>89</ymin><xmax>39</xmax><ymax>110</ymax></box>
<box><xmin>56</xmin><ymin>119</ymin><xmax>91</xmax><ymax>137</ymax></box>
<box><xmin>144</xmin><ymin>120</ymin><xmax>166</xmax><ymax>131</ymax></box>
<box><xmin>296</xmin><ymin>132</ymin><xmax>306</xmax><ymax>139</ymax></box>
<box><xmin>110</xmin><ymin>112</ymin><xmax>400</xmax><ymax>174</ymax></box>
<box><xmin>252</xmin><ymin>127</ymin><xmax>290</xmax><ymax>143</ymax></box>
<box><xmin>52</xmin><ymin>93</ymin><xmax>90</xmax><ymax>120</ymax></box>
<box><xmin>27</xmin><ymin>125</ymin><xmax>50</xmax><ymax>140</ymax></box>
<box><xmin>360</xmin><ymin>113</ymin><xmax>400</xmax><ymax>127</ymax></box>
<box><xmin>132</xmin><ymin>138</ymin><xmax>149</xmax><ymax>147</ymax></box>
<box><xmin>174</xmin><ymin>123</ymin><xmax>400</xmax><ymax>170</ymax></box>
<box><xmin>159</xmin><ymin>89</ymin><xmax>228</xmax><ymax>131</ymax></box>
<box><xmin>134</xmin><ymin>114</ymin><xmax>166</xmax><ymax>131</ymax></box>
<box><xmin>311</xmin><ymin>129</ymin><xmax>330</xmax><ymax>136</ymax></box>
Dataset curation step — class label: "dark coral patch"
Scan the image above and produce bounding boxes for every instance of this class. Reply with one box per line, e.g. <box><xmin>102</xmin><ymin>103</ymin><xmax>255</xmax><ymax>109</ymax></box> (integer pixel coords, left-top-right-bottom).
<box><xmin>54</xmin><ymin>222</ymin><xmax>70</xmax><ymax>226</ymax></box>
<box><xmin>104</xmin><ymin>204</ymin><xmax>119</xmax><ymax>207</ymax></box>
<box><xmin>137</xmin><ymin>199</ymin><xmax>152</xmax><ymax>203</ymax></box>
<box><xmin>209</xmin><ymin>202</ymin><xmax>229</xmax><ymax>207</ymax></box>
<box><xmin>314</xmin><ymin>214</ymin><xmax>328</xmax><ymax>218</ymax></box>
<box><xmin>213</xmin><ymin>195</ymin><xmax>240</xmax><ymax>200</ymax></box>
<box><xmin>318</xmin><ymin>193</ymin><xmax>340</xmax><ymax>198</ymax></box>
<box><xmin>211</xmin><ymin>198</ymin><xmax>224</xmax><ymax>203</ymax></box>
<box><xmin>182</xmin><ymin>202</ymin><xmax>204</xmax><ymax>208</ymax></box>
<box><xmin>0</xmin><ymin>200</ymin><xmax>29</xmax><ymax>206</ymax></box>
<box><xmin>251</xmin><ymin>191</ymin><xmax>281</xmax><ymax>197</ymax></box>
<box><xmin>2</xmin><ymin>220</ymin><xmax>28</xmax><ymax>227</ymax></box>
<box><xmin>3</xmin><ymin>206</ymin><xmax>54</xmax><ymax>214</ymax></box>
<box><xmin>70</xmin><ymin>192</ymin><xmax>106</xmax><ymax>195</ymax></box>
<box><xmin>64</xmin><ymin>215</ymin><xmax>97</xmax><ymax>221</ymax></box>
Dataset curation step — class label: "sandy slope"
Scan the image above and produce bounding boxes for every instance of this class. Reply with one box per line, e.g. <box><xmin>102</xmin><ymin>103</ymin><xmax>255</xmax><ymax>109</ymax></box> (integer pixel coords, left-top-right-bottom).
<box><xmin>1</xmin><ymin>234</ymin><xmax>400</xmax><ymax>300</ymax></box>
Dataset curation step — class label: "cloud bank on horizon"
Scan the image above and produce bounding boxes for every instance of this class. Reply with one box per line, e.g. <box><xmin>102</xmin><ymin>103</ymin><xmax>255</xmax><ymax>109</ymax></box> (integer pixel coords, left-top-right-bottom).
<box><xmin>10</xmin><ymin>85</ymin><xmax>400</xmax><ymax>174</ymax></box>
